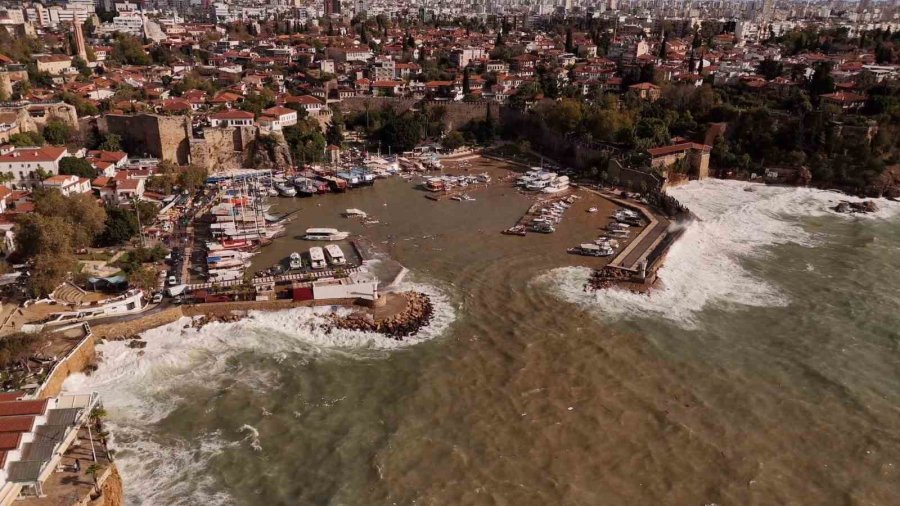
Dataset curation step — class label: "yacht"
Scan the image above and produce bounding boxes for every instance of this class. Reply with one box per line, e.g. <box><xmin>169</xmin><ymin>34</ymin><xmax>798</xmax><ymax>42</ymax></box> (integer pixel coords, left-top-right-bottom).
<box><xmin>324</xmin><ymin>244</ymin><xmax>347</xmax><ymax>266</ymax></box>
<box><xmin>289</xmin><ymin>252</ymin><xmax>303</xmax><ymax>270</ymax></box>
<box><xmin>308</xmin><ymin>247</ymin><xmax>327</xmax><ymax>269</ymax></box>
<box><xmin>304</xmin><ymin>228</ymin><xmax>350</xmax><ymax>241</ymax></box>
<box><xmin>275</xmin><ymin>183</ymin><xmax>297</xmax><ymax>197</ymax></box>
<box><xmin>543</xmin><ymin>176</ymin><xmax>570</xmax><ymax>193</ymax></box>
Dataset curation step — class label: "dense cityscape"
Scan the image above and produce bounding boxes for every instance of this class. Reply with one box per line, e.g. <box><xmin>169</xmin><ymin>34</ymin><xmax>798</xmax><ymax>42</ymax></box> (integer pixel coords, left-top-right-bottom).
<box><xmin>0</xmin><ymin>0</ymin><xmax>895</xmax><ymax>504</ymax></box>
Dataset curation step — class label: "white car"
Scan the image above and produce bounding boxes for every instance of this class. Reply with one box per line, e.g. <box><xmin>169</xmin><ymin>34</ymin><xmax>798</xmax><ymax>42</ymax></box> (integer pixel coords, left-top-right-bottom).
<box><xmin>167</xmin><ymin>275</ymin><xmax>178</xmax><ymax>286</ymax></box>
<box><xmin>151</xmin><ymin>293</ymin><xmax>163</xmax><ymax>304</ymax></box>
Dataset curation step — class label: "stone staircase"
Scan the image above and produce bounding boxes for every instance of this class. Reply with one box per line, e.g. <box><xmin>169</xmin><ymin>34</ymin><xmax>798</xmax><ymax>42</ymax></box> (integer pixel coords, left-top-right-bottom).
<box><xmin>51</xmin><ymin>282</ymin><xmax>88</xmax><ymax>305</ymax></box>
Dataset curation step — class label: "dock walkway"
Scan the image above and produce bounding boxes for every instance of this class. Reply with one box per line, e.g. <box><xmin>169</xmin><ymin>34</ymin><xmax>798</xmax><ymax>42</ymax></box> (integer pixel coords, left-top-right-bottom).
<box><xmin>587</xmin><ymin>189</ymin><xmax>670</xmax><ymax>272</ymax></box>
<box><xmin>186</xmin><ymin>267</ymin><xmax>362</xmax><ymax>291</ymax></box>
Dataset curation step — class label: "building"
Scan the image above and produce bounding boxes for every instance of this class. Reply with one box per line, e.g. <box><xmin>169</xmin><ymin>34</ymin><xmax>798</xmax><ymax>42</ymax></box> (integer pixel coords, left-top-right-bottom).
<box><xmin>647</xmin><ymin>142</ymin><xmax>712</xmax><ymax>179</ymax></box>
<box><xmin>209</xmin><ymin>110</ymin><xmax>255</xmax><ymax>128</ymax></box>
<box><xmin>0</xmin><ymin>146</ymin><xmax>67</xmax><ymax>189</ymax></box>
<box><xmin>283</xmin><ymin>95</ymin><xmax>323</xmax><ymax>114</ymax></box>
<box><xmin>34</xmin><ymin>55</ymin><xmax>72</xmax><ymax>76</ymax></box>
<box><xmin>259</xmin><ymin>106</ymin><xmax>298</xmax><ymax>130</ymax></box>
<box><xmin>42</xmin><ymin>174</ymin><xmax>91</xmax><ymax>196</ymax></box>
<box><xmin>628</xmin><ymin>82</ymin><xmax>662</xmax><ymax>101</ymax></box>
<box><xmin>451</xmin><ymin>47</ymin><xmax>486</xmax><ymax>69</ymax></box>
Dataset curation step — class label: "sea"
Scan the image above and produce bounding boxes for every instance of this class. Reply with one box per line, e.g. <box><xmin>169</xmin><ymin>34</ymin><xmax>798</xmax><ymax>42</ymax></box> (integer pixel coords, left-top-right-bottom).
<box><xmin>63</xmin><ymin>176</ymin><xmax>900</xmax><ymax>505</ymax></box>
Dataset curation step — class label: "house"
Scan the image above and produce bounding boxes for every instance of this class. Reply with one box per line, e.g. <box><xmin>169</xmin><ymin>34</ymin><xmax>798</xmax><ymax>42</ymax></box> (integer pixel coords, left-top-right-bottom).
<box><xmin>85</xmin><ymin>150</ymin><xmax>128</xmax><ymax>177</ymax></box>
<box><xmin>260</xmin><ymin>106</ymin><xmax>298</xmax><ymax>128</ymax></box>
<box><xmin>34</xmin><ymin>54</ymin><xmax>72</xmax><ymax>75</ymax></box>
<box><xmin>42</xmin><ymin>174</ymin><xmax>91</xmax><ymax>196</ymax></box>
<box><xmin>628</xmin><ymin>82</ymin><xmax>662</xmax><ymax>101</ymax></box>
<box><xmin>0</xmin><ymin>145</ymin><xmax>68</xmax><ymax>189</ymax></box>
<box><xmin>209</xmin><ymin>110</ymin><xmax>255</xmax><ymax>127</ymax></box>
<box><xmin>283</xmin><ymin>95</ymin><xmax>323</xmax><ymax>114</ymax></box>
<box><xmin>647</xmin><ymin>143</ymin><xmax>712</xmax><ymax>179</ymax></box>
<box><xmin>819</xmin><ymin>91</ymin><xmax>867</xmax><ymax>111</ymax></box>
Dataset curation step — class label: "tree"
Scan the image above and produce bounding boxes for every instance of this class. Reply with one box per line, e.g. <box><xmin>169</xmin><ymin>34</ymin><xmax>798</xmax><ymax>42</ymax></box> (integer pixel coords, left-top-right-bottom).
<box><xmin>42</xmin><ymin>119</ymin><xmax>73</xmax><ymax>145</ymax></box>
<box><xmin>15</xmin><ymin>213</ymin><xmax>73</xmax><ymax>259</ymax></box>
<box><xmin>177</xmin><ymin>165</ymin><xmax>208</xmax><ymax>192</ymax></box>
<box><xmin>98</xmin><ymin>206</ymin><xmax>139</xmax><ymax>246</ymax></box>
<box><xmin>808</xmin><ymin>62</ymin><xmax>835</xmax><ymax>96</ymax></box>
<box><xmin>59</xmin><ymin>157</ymin><xmax>97</xmax><ymax>178</ymax></box>
<box><xmin>128</xmin><ymin>265</ymin><xmax>158</xmax><ymax>292</ymax></box>
<box><xmin>442</xmin><ymin>131</ymin><xmax>465</xmax><ymax>150</ymax></box>
<box><xmin>110</xmin><ymin>34</ymin><xmax>150</xmax><ymax>65</ymax></box>
<box><xmin>757</xmin><ymin>59</ymin><xmax>784</xmax><ymax>81</ymax></box>
<box><xmin>98</xmin><ymin>133</ymin><xmax>122</xmax><ymax>152</ymax></box>
<box><xmin>27</xmin><ymin>252</ymin><xmax>76</xmax><ymax>297</ymax></box>
<box><xmin>8</xmin><ymin>131</ymin><xmax>44</xmax><ymax>147</ymax></box>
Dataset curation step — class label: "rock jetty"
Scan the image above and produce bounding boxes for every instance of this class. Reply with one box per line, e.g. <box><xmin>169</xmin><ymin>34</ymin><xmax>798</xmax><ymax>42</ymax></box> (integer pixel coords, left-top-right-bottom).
<box><xmin>833</xmin><ymin>200</ymin><xmax>878</xmax><ymax>214</ymax></box>
<box><xmin>329</xmin><ymin>292</ymin><xmax>433</xmax><ymax>339</ymax></box>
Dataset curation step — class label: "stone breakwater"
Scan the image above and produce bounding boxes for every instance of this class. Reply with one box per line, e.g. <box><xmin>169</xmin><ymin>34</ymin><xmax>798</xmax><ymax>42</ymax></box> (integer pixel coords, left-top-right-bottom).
<box><xmin>327</xmin><ymin>292</ymin><xmax>434</xmax><ymax>339</ymax></box>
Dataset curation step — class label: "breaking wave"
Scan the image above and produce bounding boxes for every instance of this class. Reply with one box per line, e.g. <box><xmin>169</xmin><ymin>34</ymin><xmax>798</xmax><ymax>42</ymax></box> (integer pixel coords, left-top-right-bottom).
<box><xmin>541</xmin><ymin>180</ymin><xmax>900</xmax><ymax>327</ymax></box>
<box><xmin>62</xmin><ymin>278</ymin><xmax>455</xmax><ymax>505</ymax></box>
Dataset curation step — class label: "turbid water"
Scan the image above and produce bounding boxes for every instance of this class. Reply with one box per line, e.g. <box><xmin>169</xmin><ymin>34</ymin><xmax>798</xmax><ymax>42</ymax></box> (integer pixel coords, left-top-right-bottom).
<box><xmin>64</xmin><ymin>175</ymin><xmax>900</xmax><ymax>505</ymax></box>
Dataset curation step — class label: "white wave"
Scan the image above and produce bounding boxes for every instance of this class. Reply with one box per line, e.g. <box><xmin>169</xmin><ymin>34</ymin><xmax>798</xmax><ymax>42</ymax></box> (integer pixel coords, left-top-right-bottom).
<box><xmin>542</xmin><ymin>180</ymin><xmax>900</xmax><ymax>327</ymax></box>
<box><xmin>62</xmin><ymin>279</ymin><xmax>456</xmax><ymax>505</ymax></box>
<box><xmin>239</xmin><ymin>424</ymin><xmax>262</xmax><ymax>452</ymax></box>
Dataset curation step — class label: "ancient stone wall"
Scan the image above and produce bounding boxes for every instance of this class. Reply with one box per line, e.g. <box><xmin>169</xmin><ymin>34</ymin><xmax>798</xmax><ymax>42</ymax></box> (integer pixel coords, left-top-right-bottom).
<box><xmin>102</xmin><ymin>114</ymin><xmax>191</xmax><ymax>164</ymax></box>
<box><xmin>192</xmin><ymin>126</ymin><xmax>257</xmax><ymax>172</ymax></box>
<box><xmin>36</xmin><ymin>333</ymin><xmax>96</xmax><ymax>399</ymax></box>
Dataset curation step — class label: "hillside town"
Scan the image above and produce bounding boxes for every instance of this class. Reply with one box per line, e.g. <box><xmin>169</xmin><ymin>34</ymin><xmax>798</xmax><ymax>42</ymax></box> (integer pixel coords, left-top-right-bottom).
<box><xmin>0</xmin><ymin>0</ymin><xmax>894</xmax><ymax>503</ymax></box>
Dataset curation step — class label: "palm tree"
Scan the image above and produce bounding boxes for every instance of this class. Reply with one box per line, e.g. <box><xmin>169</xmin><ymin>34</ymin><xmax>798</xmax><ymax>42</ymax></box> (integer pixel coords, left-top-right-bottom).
<box><xmin>86</xmin><ymin>463</ymin><xmax>103</xmax><ymax>494</ymax></box>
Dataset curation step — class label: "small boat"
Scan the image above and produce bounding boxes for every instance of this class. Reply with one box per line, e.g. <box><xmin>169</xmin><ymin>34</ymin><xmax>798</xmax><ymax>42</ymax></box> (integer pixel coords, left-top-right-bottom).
<box><xmin>587</xmin><ymin>207</ymin><xmax>598</xmax><ymax>213</ymax></box>
<box><xmin>275</xmin><ymin>183</ymin><xmax>297</xmax><ymax>197</ymax></box>
<box><xmin>343</xmin><ymin>208</ymin><xmax>368</xmax><ymax>218</ymax></box>
<box><xmin>461</xmin><ymin>194</ymin><xmax>476</xmax><ymax>201</ymax></box>
<box><xmin>288</xmin><ymin>252</ymin><xmax>303</xmax><ymax>270</ymax></box>
<box><xmin>502</xmin><ymin>225</ymin><xmax>527</xmax><ymax>236</ymax></box>
<box><xmin>450</xmin><ymin>195</ymin><xmax>463</xmax><ymax>201</ymax></box>
<box><xmin>531</xmin><ymin>222</ymin><xmax>556</xmax><ymax>233</ymax></box>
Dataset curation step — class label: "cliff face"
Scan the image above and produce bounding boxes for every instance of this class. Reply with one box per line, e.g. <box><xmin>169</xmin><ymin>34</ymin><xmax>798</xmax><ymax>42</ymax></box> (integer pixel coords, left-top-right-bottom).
<box><xmin>88</xmin><ymin>464</ymin><xmax>125</xmax><ymax>506</ymax></box>
<box><xmin>246</xmin><ymin>132</ymin><xmax>293</xmax><ymax>171</ymax></box>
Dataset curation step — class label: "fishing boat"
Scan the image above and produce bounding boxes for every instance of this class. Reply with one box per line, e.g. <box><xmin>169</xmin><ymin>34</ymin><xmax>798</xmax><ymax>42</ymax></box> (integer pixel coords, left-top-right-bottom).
<box><xmin>321</xmin><ymin>175</ymin><xmax>347</xmax><ymax>193</ymax></box>
<box><xmin>303</xmin><ymin>228</ymin><xmax>350</xmax><ymax>241</ymax></box>
<box><xmin>288</xmin><ymin>252</ymin><xmax>303</xmax><ymax>270</ymax></box>
<box><xmin>350</xmin><ymin>168</ymin><xmax>375</xmax><ymax>186</ymax></box>
<box><xmin>336</xmin><ymin>171</ymin><xmax>360</xmax><ymax>188</ymax></box>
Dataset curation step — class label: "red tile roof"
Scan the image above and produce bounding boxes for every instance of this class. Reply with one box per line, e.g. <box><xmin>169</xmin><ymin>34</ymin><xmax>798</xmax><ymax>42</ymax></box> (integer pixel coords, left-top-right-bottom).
<box><xmin>0</xmin><ymin>399</ymin><xmax>47</xmax><ymax>417</ymax></box>
<box><xmin>647</xmin><ymin>142</ymin><xmax>711</xmax><ymax>157</ymax></box>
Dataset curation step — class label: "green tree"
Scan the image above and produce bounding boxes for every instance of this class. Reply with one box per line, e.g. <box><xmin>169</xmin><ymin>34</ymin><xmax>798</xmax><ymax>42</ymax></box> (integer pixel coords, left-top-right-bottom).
<box><xmin>58</xmin><ymin>157</ymin><xmax>97</xmax><ymax>178</ymax></box>
<box><xmin>42</xmin><ymin>119</ymin><xmax>73</xmax><ymax>145</ymax></box>
<box><xmin>98</xmin><ymin>133</ymin><xmax>122</xmax><ymax>152</ymax></box>
<box><xmin>14</xmin><ymin>214</ymin><xmax>73</xmax><ymax>259</ymax></box>
<box><xmin>27</xmin><ymin>252</ymin><xmax>76</xmax><ymax>297</ymax></box>
<box><xmin>177</xmin><ymin>164</ymin><xmax>208</xmax><ymax>192</ymax></box>
<box><xmin>111</xmin><ymin>34</ymin><xmax>151</xmax><ymax>65</ymax></box>
<box><xmin>442</xmin><ymin>130</ymin><xmax>465</xmax><ymax>150</ymax></box>
<box><xmin>8</xmin><ymin>132</ymin><xmax>44</xmax><ymax>147</ymax></box>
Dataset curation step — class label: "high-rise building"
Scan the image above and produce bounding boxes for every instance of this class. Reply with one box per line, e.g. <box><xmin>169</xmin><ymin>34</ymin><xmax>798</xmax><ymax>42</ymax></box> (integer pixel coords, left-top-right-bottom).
<box><xmin>759</xmin><ymin>0</ymin><xmax>776</xmax><ymax>23</ymax></box>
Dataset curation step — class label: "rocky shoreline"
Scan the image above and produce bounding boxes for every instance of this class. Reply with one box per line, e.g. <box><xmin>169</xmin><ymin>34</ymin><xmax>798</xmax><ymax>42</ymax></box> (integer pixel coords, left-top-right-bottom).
<box><xmin>833</xmin><ymin>200</ymin><xmax>879</xmax><ymax>214</ymax></box>
<box><xmin>174</xmin><ymin>292</ymin><xmax>433</xmax><ymax>340</ymax></box>
<box><xmin>327</xmin><ymin>292</ymin><xmax>434</xmax><ymax>339</ymax></box>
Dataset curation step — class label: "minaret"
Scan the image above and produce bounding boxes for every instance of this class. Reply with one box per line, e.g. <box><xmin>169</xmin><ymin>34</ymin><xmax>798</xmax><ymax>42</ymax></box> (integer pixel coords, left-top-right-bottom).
<box><xmin>73</xmin><ymin>20</ymin><xmax>88</xmax><ymax>61</ymax></box>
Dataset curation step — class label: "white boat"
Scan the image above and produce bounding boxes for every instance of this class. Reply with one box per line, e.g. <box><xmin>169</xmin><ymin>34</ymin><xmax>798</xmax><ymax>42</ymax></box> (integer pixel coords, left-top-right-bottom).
<box><xmin>207</xmin><ymin>270</ymin><xmax>243</xmax><ymax>282</ymax></box>
<box><xmin>587</xmin><ymin>207</ymin><xmax>598</xmax><ymax>213</ymax></box>
<box><xmin>324</xmin><ymin>244</ymin><xmax>347</xmax><ymax>266</ymax></box>
<box><xmin>568</xmin><ymin>243</ymin><xmax>614</xmax><ymax>257</ymax></box>
<box><xmin>304</xmin><ymin>228</ymin><xmax>350</xmax><ymax>241</ymax></box>
<box><xmin>476</xmin><ymin>173</ymin><xmax>491</xmax><ymax>183</ymax></box>
<box><xmin>543</xmin><ymin>176</ymin><xmax>570</xmax><ymax>193</ymax></box>
<box><xmin>461</xmin><ymin>194</ymin><xmax>476</xmax><ymax>201</ymax></box>
<box><xmin>289</xmin><ymin>252</ymin><xmax>303</xmax><ymax>270</ymax></box>
<box><xmin>608</xmin><ymin>229</ymin><xmax>630</xmax><ymax>238</ymax></box>
<box><xmin>343</xmin><ymin>208</ymin><xmax>368</xmax><ymax>218</ymax></box>
<box><xmin>275</xmin><ymin>183</ymin><xmax>297</xmax><ymax>197</ymax></box>
<box><xmin>308</xmin><ymin>247</ymin><xmax>327</xmax><ymax>269</ymax></box>
<box><xmin>526</xmin><ymin>180</ymin><xmax>550</xmax><ymax>191</ymax></box>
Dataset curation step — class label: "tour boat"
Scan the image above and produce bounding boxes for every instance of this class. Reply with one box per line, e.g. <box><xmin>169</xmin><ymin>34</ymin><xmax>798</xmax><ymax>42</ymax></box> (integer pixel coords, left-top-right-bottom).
<box><xmin>304</xmin><ymin>228</ymin><xmax>350</xmax><ymax>241</ymax></box>
<box><xmin>308</xmin><ymin>247</ymin><xmax>327</xmax><ymax>269</ymax></box>
<box><xmin>324</xmin><ymin>244</ymin><xmax>347</xmax><ymax>266</ymax></box>
<box><xmin>289</xmin><ymin>252</ymin><xmax>303</xmax><ymax>270</ymax></box>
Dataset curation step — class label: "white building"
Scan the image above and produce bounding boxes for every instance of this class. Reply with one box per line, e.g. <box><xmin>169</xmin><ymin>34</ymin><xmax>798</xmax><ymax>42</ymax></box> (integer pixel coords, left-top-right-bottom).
<box><xmin>42</xmin><ymin>174</ymin><xmax>91</xmax><ymax>196</ymax></box>
<box><xmin>209</xmin><ymin>110</ymin><xmax>255</xmax><ymax>127</ymax></box>
<box><xmin>0</xmin><ymin>146</ymin><xmax>67</xmax><ymax>190</ymax></box>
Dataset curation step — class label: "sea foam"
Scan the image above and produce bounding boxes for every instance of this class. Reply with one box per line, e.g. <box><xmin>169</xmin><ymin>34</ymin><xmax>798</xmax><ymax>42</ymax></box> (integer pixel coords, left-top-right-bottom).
<box><xmin>62</xmin><ymin>277</ymin><xmax>456</xmax><ymax>505</ymax></box>
<box><xmin>541</xmin><ymin>180</ymin><xmax>900</xmax><ymax>327</ymax></box>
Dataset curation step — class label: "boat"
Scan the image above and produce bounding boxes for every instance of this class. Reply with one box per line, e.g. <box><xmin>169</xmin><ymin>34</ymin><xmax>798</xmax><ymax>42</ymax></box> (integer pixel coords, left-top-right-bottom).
<box><xmin>324</xmin><ymin>244</ymin><xmax>347</xmax><ymax>266</ymax></box>
<box><xmin>476</xmin><ymin>173</ymin><xmax>491</xmax><ymax>183</ymax></box>
<box><xmin>424</xmin><ymin>177</ymin><xmax>445</xmax><ymax>192</ymax></box>
<box><xmin>308</xmin><ymin>247</ymin><xmax>327</xmax><ymax>269</ymax></box>
<box><xmin>343</xmin><ymin>208</ymin><xmax>368</xmax><ymax>218</ymax></box>
<box><xmin>543</xmin><ymin>176</ymin><xmax>570</xmax><ymax>193</ymax></box>
<box><xmin>303</xmin><ymin>228</ymin><xmax>350</xmax><ymax>241</ymax></box>
<box><xmin>450</xmin><ymin>195</ymin><xmax>463</xmax><ymax>201</ymax></box>
<box><xmin>607</xmin><ymin>229</ymin><xmax>630</xmax><ymax>238</ymax></box>
<box><xmin>531</xmin><ymin>222</ymin><xmax>556</xmax><ymax>233</ymax></box>
<box><xmin>275</xmin><ymin>183</ymin><xmax>297</xmax><ymax>197</ymax></box>
<box><xmin>336</xmin><ymin>171</ymin><xmax>360</xmax><ymax>188</ymax></box>
<box><xmin>502</xmin><ymin>225</ymin><xmax>527</xmax><ymax>236</ymax></box>
<box><xmin>461</xmin><ymin>194</ymin><xmax>476</xmax><ymax>201</ymax></box>
<box><xmin>587</xmin><ymin>207</ymin><xmax>598</xmax><ymax>213</ymax></box>
<box><xmin>320</xmin><ymin>175</ymin><xmax>347</xmax><ymax>192</ymax></box>
<box><xmin>350</xmin><ymin>168</ymin><xmax>375</xmax><ymax>186</ymax></box>
<box><xmin>526</xmin><ymin>179</ymin><xmax>550</xmax><ymax>191</ymax></box>
<box><xmin>289</xmin><ymin>252</ymin><xmax>303</xmax><ymax>270</ymax></box>
<box><xmin>567</xmin><ymin>243</ymin><xmax>614</xmax><ymax>257</ymax></box>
